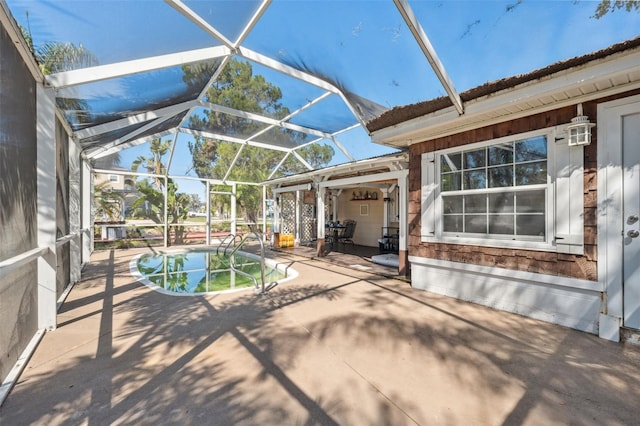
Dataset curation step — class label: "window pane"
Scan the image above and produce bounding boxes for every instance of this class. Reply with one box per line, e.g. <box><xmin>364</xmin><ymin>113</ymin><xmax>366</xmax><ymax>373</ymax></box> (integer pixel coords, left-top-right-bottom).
<box><xmin>441</xmin><ymin>172</ymin><xmax>461</xmax><ymax>192</ymax></box>
<box><xmin>463</xmin><ymin>170</ymin><xmax>486</xmax><ymax>189</ymax></box>
<box><xmin>443</xmin><ymin>195</ymin><xmax>463</xmax><ymax>213</ymax></box>
<box><xmin>464</xmin><ymin>149</ymin><xmax>486</xmax><ymax>169</ymax></box>
<box><xmin>516</xmin><ymin>215</ymin><xmax>545</xmax><ymax>236</ymax></box>
<box><xmin>465</xmin><ymin>215</ymin><xmax>487</xmax><ymax>233</ymax></box>
<box><xmin>515</xmin><ymin>136</ymin><xmax>547</xmax><ymax>162</ymax></box>
<box><xmin>489</xmin><ymin>215</ymin><xmax>514</xmax><ymax>235</ymax></box>
<box><xmin>515</xmin><ymin>162</ymin><xmax>547</xmax><ymax>185</ymax></box>
<box><xmin>489</xmin><ymin>192</ymin><xmax>514</xmax><ymax>213</ymax></box>
<box><xmin>488</xmin><ymin>143</ymin><xmax>513</xmax><ymax>165</ymax></box>
<box><xmin>441</xmin><ymin>153</ymin><xmax>462</xmax><ymax>172</ymax></box>
<box><xmin>464</xmin><ymin>194</ymin><xmax>487</xmax><ymax>213</ymax></box>
<box><xmin>443</xmin><ymin>215</ymin><xmax>463</xmax><ymax>232</ymax></box>
<box><xmin>489</xmin><ymin>165</ymin><xmax>513</xmax><ymax>188</ymax></box>
<box><xmin>516</xmin><ymin>190</ymin><xmax>545</xmax><ymax>213</ymax></box>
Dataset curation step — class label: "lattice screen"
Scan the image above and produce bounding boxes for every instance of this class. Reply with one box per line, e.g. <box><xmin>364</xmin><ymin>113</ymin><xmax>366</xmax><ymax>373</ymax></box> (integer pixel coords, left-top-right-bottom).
<box><xmin>300</xmin><ymin>203</ymin><xmax>316</xmax><ymax>242</ymax></box>
<box><xmin>279</xmin><ymin>194</ymin><xmax>296</xmax><ymax>235</ymax></box>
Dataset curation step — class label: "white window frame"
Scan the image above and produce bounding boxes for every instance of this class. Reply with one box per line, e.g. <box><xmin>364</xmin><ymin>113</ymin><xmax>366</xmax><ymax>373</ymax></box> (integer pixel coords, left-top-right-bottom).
<box><xmin>421</xmin><ymin>126</ymin><xmax>584</xmax><ymax>253</ymax></box>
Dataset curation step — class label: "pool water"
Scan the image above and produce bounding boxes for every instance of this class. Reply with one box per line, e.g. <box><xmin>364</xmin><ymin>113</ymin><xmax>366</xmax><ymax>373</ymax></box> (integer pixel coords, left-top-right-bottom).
<box><xmin>132</xmin><ymin>249</ymin><xmax>291</xmax><ymax>295</ymax></box>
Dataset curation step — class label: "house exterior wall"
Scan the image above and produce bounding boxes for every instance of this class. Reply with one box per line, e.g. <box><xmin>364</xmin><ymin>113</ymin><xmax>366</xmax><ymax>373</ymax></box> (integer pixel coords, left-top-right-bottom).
<box><xmin>409</xmin><ymin>103</ymin><xmax>598</xmax><ymax>279</ymax></box>
<box><xmin>337</xmin><ymin>188</ymin><xmax>384</xmax><ymax>247</ymax></box>
<box><xmin>407</xmin><ymin>90</ymin><xmax>640</xmax><ymax>334</ymax></box>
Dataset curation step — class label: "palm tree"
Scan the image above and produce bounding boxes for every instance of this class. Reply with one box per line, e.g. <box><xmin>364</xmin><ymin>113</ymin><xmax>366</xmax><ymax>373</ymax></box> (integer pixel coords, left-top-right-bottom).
<box><xmin>93</xmin><ymin>181</ymin><xmax>123</xmax><ymax>221</ymax></box>
<box><xmin>130</xmin><ymin>138</ymin><xmax>191</xmax><ymax>245</ymax></box>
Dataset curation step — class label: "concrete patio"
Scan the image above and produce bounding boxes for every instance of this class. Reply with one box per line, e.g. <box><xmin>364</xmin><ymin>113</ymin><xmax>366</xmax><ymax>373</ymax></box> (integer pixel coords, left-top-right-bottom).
<box><xmin>1</xmin><ymin>247</ymin><xmax>640</xmax><ymax>425</ymax></box>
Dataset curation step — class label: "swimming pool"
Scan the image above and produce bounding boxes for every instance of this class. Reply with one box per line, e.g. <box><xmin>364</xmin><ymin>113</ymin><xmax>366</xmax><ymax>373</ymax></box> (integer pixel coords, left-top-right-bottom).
<box><xmin>130</xmin><ymin>248</ymin><xmax>297</xmax><ymax>296</ymax></box>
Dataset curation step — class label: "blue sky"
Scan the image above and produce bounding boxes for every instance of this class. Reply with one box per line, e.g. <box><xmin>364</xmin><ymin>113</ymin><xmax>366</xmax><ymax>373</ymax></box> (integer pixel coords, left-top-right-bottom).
<box><xmin>6</xmin><ymin>0</ymin><xmax>640</xmax><ymax>195</ymax></box>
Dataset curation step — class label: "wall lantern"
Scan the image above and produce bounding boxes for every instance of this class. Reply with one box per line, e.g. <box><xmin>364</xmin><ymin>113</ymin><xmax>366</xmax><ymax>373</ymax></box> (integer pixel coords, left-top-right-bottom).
<box><xmin>566</xmin><ymin>103</ymin><xmax>595</xmax><ymax>146</ymax></box>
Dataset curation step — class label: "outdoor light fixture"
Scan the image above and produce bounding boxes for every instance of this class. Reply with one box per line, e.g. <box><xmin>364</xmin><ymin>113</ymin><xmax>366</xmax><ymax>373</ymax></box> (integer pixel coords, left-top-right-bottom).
<box><xmin>566</xmin><ymin>103</ymin><xmax>595</xmax><ymax>146</ymax></box>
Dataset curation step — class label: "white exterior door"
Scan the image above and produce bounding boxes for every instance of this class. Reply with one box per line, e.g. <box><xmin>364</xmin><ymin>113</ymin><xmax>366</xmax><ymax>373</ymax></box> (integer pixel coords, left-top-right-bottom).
<box><xmin>599</xmin><ymin>95</ymin><xmax>640</xmax><ymax>334</ymax></box>
<box><xmin>622</xmin><ymin>108</ymin><xmax>640</xmax><ymax>329</ymax></box>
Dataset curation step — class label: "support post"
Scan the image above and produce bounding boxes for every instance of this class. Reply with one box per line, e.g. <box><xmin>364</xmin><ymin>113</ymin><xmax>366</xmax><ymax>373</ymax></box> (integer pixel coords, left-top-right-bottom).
<box><xmin>206</xmin><ymin>180</ymin><xmax>211</xmax><ymax>245</ymax></box>
<box><xmin>163</xmin><ymin>176</ymin><xmax>168</xmax><ymax>247</ymax></box>
<box><xmin>231</xmin><ymin>183</ymin><xmax>237</xmax><ymax>236</ymax></box>
<box><xmin>332</xmin><ymin>191</ymin><xmax>338</xmax><ymax>222</ymax></box>
<box><xmin>381</xmin><ymin>188</ymin><xmax>390</xmax><ymax>229</ymax></box>
<box><xmin>273</xmin><ymin>192</ymin><xmax>280</xmax><ymax>247</ymax></box>
<box><xmin>36</xmin><ymin>86</ymin><xmax>57</xmax><ymax>330</ymax></box>
<box><xmin>316</xmin><ymin>186</ymin><xmax>326</xmax><ymax>256</ymax></box>
<box><xmin>295</xmin><ymin>190</ymin><xmax>301</xmax><ymax>245</ymax></box>
<box><xmin>397</xmin><ymin>171</ymin><xmax>409</xmax><ymax>276</ymax></box>
<box><xmin>68</xmin><ymin>137</ymin><xmax>81</xmax><ymax>284</ymax></box>
<box><xmin>262</xmin><ymin>185</ymin><xmax>267</xmax><ymax>241</ymax></box>
<box><xmin>81</xmin><ymin>159</ymin><xmax>93</xmax><ymax>264</ymax></box>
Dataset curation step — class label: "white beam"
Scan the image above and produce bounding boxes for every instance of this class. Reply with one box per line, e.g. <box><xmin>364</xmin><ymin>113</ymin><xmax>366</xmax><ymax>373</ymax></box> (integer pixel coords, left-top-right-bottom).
<box><xmin>165</xmin><ymin>0</ymin><xmax>235</xmax><ymax>48</ymax></box>
<box><xmin>394</xmin><ymin>0</ymin><xmax>464</xmax><ymax>115</ymax></box>
<box><xmin>75</xmin><ymin>100</ymin><xmax>197</xmax><ymax>140</ymax></box>
<box><xmin>293</xmin><ymin>122</ymin><xmax>360</xmax><ymax>151</ymax></box>
<box><xmin>87</xmin><ymin>129</ymin><xmax>177</xmax><ymax>159</ymax></box>
<box><xmin>87</xmin><ymin>113</ymin><xmax>182</xmax><ymax>159</ymax></box>
<box><xmin>194</xmin><ymin>56</ymin><xmax>230</xmax><ymax>103</ymax></box>
<box><xmin>273</xmin><ymin>182</ymin><xmax>313</xmax><ymax>194</ymax></box>
<box><xmin>239</xmin><ymin>47</ymin><xmax>343</xmax><ymax>94</ymax></box>
<box><xmin>331</xmin><ymin>136</ymin><xmax>355</xmax><ymax>162</ymax></box>
<box><xmin>267</xmin><ymin>152</ymin><xmax>290</xmax><ymax>180</ymax></box>
<box><xmin>222</xmin><ymin>144</ymin><xmax>246</xmax><ymax>182</ymax></box>
<box><xmin>46</xmin><ymin>46</ymin><xmax>230</xmax><ymax>88</ymax></box>
<box><xmin>36</xmin><ymin>86</ymin><xmax>57</xmax><ymax>330</ymax></box>
<box><xmin>165</xmin><ymin>132</ymin><xmax>180</xmax><ymax>175</ymax></box>
<box><xmin>318</xmin><ymin>169</ymin><xmax>408</xmax><ymax>189</ymax></box>
<box><xmin>179</xmin><ymin>128</ymin><xmax>292</xmax><ymax>152</ymax></box>
<box><xmin>291</xmin><ymin>150</ymin><xmax>314</xmax><ymax>171</ymax></box>
<box><xmin>199</xmin><ymin>99</ymin><xmax>332</xmax><ymax>139</ymax></box>
<box><xmin>235</xmin><ymin>0</ymin><xmax>272</xmax><ymax>46</ymax></box>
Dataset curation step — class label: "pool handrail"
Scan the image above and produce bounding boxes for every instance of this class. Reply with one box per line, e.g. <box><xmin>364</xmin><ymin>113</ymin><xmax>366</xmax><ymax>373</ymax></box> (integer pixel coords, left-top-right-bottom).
<box><xmin>215</xmin><ymin>234</ymin><xmax>242</xmax><ymax>255</ymax></box>
<box><xmin>229</xmin><ymin>231</ymin><xmax>267</xmax><ymax>294</ymax></box>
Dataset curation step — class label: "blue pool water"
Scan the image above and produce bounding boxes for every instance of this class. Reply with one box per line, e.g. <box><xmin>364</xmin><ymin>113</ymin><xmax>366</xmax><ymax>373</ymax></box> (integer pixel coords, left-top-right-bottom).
<box><xmin>131</xmin><ymin>248</ymin><xmax>295</xmax><ymax>295</ymax></box>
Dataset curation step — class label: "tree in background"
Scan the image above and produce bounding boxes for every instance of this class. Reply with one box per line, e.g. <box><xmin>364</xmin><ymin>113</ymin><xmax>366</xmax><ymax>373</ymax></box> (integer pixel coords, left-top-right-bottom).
<box><xmin>594</xmin><ymin>0</ymin><xmax>640</xmax><ymax>18</ymax></box>
<box><xmin>93</xmin><ymin>180</ymin><xmax>123</xmax><ymax>222</ymax></box>
<box><xmin>131</xmin><ymin>137</ymin><xmax>190</xmax><ymax>245</ymax></box>
<box><xmin>184</xmin><ymin>58</ymin><xmax>334</xmax><ymax>226</ymax></box>
<box><xmin>21</xmin><ymin>23</ymin><xmax>98</xmax><ymax>127</ymax></box>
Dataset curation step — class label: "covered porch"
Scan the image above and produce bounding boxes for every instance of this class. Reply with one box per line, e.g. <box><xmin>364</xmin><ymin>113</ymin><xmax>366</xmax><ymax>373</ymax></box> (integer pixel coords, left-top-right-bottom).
<box><xmin>265</xmin><ymin>152</ymin><xmax>410</xmax><ymax>275</ymax></box>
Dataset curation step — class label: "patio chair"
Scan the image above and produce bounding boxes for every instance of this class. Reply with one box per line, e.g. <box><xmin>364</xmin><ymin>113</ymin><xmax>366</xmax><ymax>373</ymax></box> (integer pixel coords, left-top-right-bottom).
<box><xmin>337</xmin><ymin>219</ymin><xmax>356</xmax><ymax>245</ymax></box>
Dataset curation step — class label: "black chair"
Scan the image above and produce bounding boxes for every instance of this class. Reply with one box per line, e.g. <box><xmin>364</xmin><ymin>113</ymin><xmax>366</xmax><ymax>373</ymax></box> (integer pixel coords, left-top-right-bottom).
<box><xmin>337</xmin><ymin>220</ymin><xmax>356</xmax><ymax>245</ymax></box>
<box><xmin>378</xmin><ymin>226</ymin><xmax>399</xmax><ymax>253</ymax></box>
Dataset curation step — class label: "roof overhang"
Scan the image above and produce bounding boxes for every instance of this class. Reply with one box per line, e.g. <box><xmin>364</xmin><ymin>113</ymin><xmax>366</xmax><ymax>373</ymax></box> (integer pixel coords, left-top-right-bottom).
<box><xmin>263</xmin><ymin>152</ymin><xmax>408</xmax><ymax>189</ymax></box>
<box><xmin>370</xmin><ymin>44</ymin><xmax>640</xmax><ymax>147</ymax></box>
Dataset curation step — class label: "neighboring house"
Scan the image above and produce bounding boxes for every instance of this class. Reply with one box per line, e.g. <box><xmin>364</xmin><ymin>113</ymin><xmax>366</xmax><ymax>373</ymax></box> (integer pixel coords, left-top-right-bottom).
<box><xmin>366</xmin><ymin>37</ymin><xmax>640</xmax><ymax>342</ymax></box>
<box><xmin>94</xmin><ymin>168</ymin><xmax>137</xmax><ymax>221</ymax></box>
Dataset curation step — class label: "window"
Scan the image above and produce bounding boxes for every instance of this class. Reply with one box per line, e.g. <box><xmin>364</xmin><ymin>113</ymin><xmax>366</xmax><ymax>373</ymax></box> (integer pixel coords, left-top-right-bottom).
<box><xmin>109</xmin><ymin>174</ymin><xmax>119</xmax><ymax>182</ymax></box>
<box><xmin>440</xmin><ymin>136</ymin><xmax>548</xmax><ymax>241</ymax></box>
<box><xmin>421</xmin><ymin>128</ymin><xmax>584</xmax><ymax>253</ymax></box>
